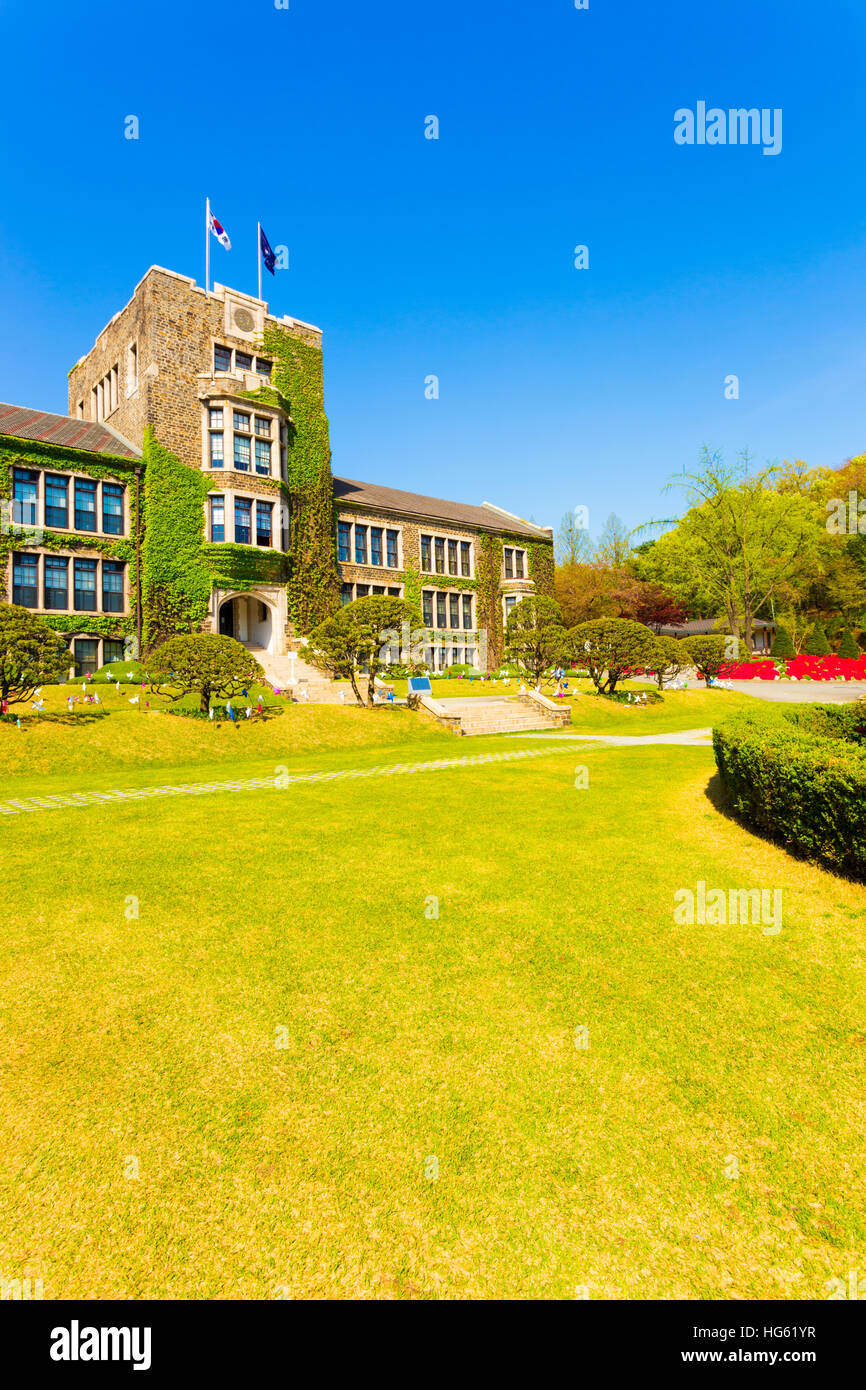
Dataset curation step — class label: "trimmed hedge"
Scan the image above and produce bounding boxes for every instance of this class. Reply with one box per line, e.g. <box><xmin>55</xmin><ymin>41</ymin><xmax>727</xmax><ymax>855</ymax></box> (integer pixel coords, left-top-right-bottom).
<box><xmin>713</xmin><ymin>704</ymin><xmax>866</xmax><ymax>879</ymax></box>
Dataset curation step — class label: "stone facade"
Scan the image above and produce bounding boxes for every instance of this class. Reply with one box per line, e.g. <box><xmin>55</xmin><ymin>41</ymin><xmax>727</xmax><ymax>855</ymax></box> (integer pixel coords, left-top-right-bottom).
<box><xmin>0</xmin><ymin>265</ymin><xmax>556</xmax><ymax>674</ymax></box>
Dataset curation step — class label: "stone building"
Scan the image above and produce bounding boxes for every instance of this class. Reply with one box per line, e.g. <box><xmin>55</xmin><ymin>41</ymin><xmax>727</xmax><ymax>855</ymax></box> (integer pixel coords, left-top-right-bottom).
<box><xmin>1</xmin><ymin>266</ymin><xmax>554</xmax><ymax>679</ymax></box>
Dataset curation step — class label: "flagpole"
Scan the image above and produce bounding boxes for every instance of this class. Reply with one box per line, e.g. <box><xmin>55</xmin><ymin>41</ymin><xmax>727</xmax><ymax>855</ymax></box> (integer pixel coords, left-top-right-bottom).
<box><xmin>257</xmin><ymin>221</ymin><xmax>262</xmax><ymax>302</ymax></box>
<box><xmin>205</xmin><ymin>197</ymin><xmax>211</xmax><ymax>297</ymax></box>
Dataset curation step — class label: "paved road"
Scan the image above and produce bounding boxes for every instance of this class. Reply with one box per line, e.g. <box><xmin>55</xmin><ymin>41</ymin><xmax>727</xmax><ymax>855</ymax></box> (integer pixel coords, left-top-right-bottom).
<box><xmin>722</xmin><ymin>680</ymin><xmax>866</xmax><ymax>704</ymax></box>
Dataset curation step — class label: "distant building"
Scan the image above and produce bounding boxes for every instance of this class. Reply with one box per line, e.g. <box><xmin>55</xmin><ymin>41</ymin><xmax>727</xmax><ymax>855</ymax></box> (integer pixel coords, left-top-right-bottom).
<box><xmin>1</xmin><ymin>267</ymin><xmax>553</xmax><ymax>676</ymax></box>
<box><xmin>657</xmin><ymin>616</ymin><xmax>777</xmax><ymax>654</ymax></box>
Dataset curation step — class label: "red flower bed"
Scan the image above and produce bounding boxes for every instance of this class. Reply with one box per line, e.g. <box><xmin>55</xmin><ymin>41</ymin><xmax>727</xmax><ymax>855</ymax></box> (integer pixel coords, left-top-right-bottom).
<box><xmin>718</xmin><ymin>655</ymin><xmax>866</xmax><ymax>681</ymax></box>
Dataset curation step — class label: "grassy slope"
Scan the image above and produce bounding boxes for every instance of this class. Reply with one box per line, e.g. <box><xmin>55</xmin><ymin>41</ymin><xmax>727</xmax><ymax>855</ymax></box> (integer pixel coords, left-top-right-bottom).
<box><xmin>1</xmin><ymin>696</ymin><xmax>865</xmax><ymax>1300</ymax></box>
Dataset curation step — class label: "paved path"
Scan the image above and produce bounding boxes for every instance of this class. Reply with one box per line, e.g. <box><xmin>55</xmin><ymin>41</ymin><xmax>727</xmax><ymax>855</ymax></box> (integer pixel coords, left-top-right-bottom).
<box><xmin>0</xmin><ymin>745</ymin><xmax>576</xmax><ymax>818</ymax></box>
<box><xmin>511</xmin><ymin>728</ymin><xmax>714</xmax><ymax>748</ymax></box>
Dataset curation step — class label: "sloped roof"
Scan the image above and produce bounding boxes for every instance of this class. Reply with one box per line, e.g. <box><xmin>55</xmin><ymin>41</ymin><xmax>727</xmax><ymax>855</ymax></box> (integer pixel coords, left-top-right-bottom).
<box><xmin>0</xmin><ymin>403</ymin><xmax>141</xmax><ymax>459</ymax></box>
<box><xmin>332</xmin><ymin>475</ymin><xmax>549</xmax><ymax>538</ymax></box>
<box><xmin>658</xmin><ymin>617</ymin><xmax>775</xmax><ymax>636</ymax></box>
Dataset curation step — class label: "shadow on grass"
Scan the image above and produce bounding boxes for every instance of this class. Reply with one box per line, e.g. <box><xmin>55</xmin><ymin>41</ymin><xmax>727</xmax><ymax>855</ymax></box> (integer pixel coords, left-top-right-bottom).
<box><xmin>0</xmin><ymin>711</ymin><xmax>111</xmax><ymax>729</ymax></box>
<box><xmin>703</xmin><ymin>769</ymin><xmax>863</xmax><ymax>885</ymax></box>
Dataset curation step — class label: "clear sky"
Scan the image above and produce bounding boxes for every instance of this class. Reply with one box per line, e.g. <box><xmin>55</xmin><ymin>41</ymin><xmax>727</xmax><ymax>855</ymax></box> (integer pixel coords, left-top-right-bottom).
<box><xmin>2</xmin><ymin>0</ymin><xmax>865</xmax><ymax>539</ymax></box>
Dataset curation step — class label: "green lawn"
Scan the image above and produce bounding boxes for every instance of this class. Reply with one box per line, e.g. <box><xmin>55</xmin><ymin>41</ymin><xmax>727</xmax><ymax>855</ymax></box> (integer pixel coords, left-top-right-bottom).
<box><xmin>1</xmin><ymin>693</ymin><xmax>864</xmax><ymax>1299</ymax></box>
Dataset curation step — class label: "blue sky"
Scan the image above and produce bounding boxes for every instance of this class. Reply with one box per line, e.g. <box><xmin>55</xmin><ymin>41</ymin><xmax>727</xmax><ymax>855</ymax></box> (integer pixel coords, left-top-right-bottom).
<box><xmin>2</xmin><ymin>0</ymin><xmax>865</xmax><ymax>538</ymax></box>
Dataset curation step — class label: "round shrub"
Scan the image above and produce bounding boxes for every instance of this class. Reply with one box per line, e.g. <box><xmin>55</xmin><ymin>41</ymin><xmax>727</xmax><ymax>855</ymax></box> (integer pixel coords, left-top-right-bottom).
<box><xmin>713</xmin><ymin>704</ymin><xmax>866</xmax><ymax>879</ymax></box>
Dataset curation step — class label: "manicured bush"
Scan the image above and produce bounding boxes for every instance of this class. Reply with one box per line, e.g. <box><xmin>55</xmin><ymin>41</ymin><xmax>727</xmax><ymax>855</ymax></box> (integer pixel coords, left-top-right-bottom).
<box><xmin>565</xmin><ymin>618</ymin><xmax>660</xmax><ymax>695</ymax></box>
<box><xmin>681</xmin><ymin>634</ymin><xmax>729</xmax><ymax>686</ymax></box>
<box><xmin>770</xmin><ymin>626</ymin><xmax>795</xmax><ymax>658</ymax></box>
<box><xmin>805</xmin><ymin>621</ymin><xmax>831</xmax><ymax>656</ymax></box>
<box><xmin>838</xmin><ymin>628</ymin><xmax>860</xmax><ymax>659</ymax></box>
<box><xmin>713</xmin><ymin>704</ymin><xmax>866</xmax><ymax>878</ymax></box>
<box><xmin>147</xmin><ymin>634</ymin><xmax>263</xmax><ymax>714</ymax></box>
<box><xmin>650</xmin><ymin>635</ymin><xmax>689</xmax><ymax>690</ymax></box>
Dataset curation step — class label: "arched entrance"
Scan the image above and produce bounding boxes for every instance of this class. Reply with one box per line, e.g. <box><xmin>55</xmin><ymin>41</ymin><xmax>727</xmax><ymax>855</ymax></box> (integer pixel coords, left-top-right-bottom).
<box><xmin>218</xmin><ymin>594</ymin><xmax>275</xmax><ymax>654</ymax></box>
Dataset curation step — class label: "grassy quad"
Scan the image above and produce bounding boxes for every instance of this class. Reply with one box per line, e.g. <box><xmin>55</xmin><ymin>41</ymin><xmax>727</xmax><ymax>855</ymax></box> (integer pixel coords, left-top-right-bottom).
<box><xmin>1</xmin><ymin>690</ymin><xmax>865</xmax><ymax>1299</ymax></box>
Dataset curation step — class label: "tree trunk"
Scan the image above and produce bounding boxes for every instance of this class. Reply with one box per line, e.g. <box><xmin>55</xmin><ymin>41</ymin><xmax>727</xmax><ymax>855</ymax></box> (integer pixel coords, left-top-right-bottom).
<box><xmin>200</xmin><ymin>685</ymin><xmax>210</xmax><ymax>714</ymax></box>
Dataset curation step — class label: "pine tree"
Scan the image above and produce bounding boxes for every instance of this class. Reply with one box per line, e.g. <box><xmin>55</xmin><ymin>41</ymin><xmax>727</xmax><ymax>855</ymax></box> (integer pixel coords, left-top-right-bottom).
<box><xmin>838</xmin><ymin>628</ymin><xmax>860</xmax><ymax>659</ymax></box>
<box><xmin>770</xmin><ymin>625</ymin><xmax>795</xmax><ymax>658</ymax></box>
<box><xmin>805</xmin><ymin>621</ymin><xmax>831</xmax><ymax>656</ymax></box>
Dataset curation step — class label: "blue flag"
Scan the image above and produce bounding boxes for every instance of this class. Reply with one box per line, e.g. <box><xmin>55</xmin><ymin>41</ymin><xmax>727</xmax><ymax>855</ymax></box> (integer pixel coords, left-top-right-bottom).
<box><xmin>260</xmin><ymin>225</ymin><xmax>276</xmax><ymax>275</ymax></box>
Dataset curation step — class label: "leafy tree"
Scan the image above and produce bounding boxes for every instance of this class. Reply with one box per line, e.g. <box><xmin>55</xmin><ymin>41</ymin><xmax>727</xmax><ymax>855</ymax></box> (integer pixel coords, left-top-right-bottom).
<box><xmin>770</xmin><ymin>626</ymin><xmax>795</xmax><ymax>659</ymax></box>
<box><xmin>556</xmin><ymin>511</ymin><xmax>594</xmax><ymax>566</ymax></box>
<box><xmin>147</xmin><ymin>634</ymin><xmax>263</xmax><ymax>713</ymax></box>
<box><xmin>681</xmin><ymin>634</ymin><xmax>729</xmax><ymax>686</ymax></box>
<box><xmin>505</xmin><ymin>595</ymin><xmax>567</xmax><ymax>686</ymax></box>
<box><xmin>650</xmin><ymin>634</ymin><xmax>689</xmax><ymax>690</ymax></box>
<box><xmin>566</xmin><ymin>618</ymin><xmax>659</xmax><ymax>695</ymax></box>
<box><xmin>804</xmin><ymin>621</ymin><xmax>831</xmax><ymax>656</ymax></box>
<box><xmin>0</xmin><ymin>603</ymin><xmax>70</xmax><ymax>707</ymax></box>
<box><xmin>307</xmin><ymin>595</ymin><xmax>421</xmax><ymax>707</ymax></box>
<box><xmin>623</xmin><ymin>581</ymin><xmax>688</xmax><ymax>632</ymax></box>
<box><xmin>595</xmin><ymin>512</ymin><xmax>633</xmax><ymax>569</ymax></box>
<box><xmin>555</xmin><ymin>562</ymin><xmax>620</xmax><ymax>627</ymax></box>
<box><xmin>838</xmin><ymin>628</ymin><xmax>860</xmax><ymax>659</ymax></box>
<box><xmin>644</xmin><ymin>448</ymin><xmax>823</xmax><ymax>651</ymax></box>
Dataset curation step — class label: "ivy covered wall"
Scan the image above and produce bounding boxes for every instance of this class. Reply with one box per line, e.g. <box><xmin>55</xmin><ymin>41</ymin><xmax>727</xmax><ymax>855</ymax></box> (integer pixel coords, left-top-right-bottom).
<box><xmin>261</xmin><ymin>324</ymin><xmax>340</xmax><ymax>633</ymax></box>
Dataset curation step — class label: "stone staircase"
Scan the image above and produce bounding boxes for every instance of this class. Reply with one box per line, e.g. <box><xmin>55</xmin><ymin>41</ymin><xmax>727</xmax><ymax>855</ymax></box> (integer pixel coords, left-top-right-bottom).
<box><xmin>250</xmin><ymin>646</ymin><xmax>354</xmax><ymax>705</ymax></box>
<box><xmin>433</xmin><ymin>696</ymin><xmax>568</xmax><ymax>737</ymax></box>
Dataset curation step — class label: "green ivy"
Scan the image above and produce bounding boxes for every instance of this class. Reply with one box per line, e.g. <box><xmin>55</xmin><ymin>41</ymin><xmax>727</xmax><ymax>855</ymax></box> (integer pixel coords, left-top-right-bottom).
<box><xmin>140</xmin><ymin>428</ymin><xmax>212</xmax><ymax>649</ymax></box>
<box><xmin>201</xmin><ymin>542</ymin><xmax>288</xmax><ymax>591</ymax></box>
<box><xmin>476</xmin><ymin>533</ymin><xmax>505</xmax><ymax>670</ymax></box>
<box><xmin>261</xmin><ymin>324</ymin><xmax>340</xmax><ymax>633</ymax></box>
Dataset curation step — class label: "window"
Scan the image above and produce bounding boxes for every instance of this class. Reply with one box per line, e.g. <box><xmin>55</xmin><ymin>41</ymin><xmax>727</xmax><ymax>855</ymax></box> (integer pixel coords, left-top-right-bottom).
<box><xmin>45</xmin><ymin>475</ymin><xmax>68</xmax><ymax>529</ymax></box>
<box><xmin>209</xmin><ymin>496</ymin><xmax>225</xmax><ymax>542</ymax></box>
<box><xmin>209</xmin><ymin>432</ymin><xmax>224</xmax><ymax>467</ymax></box>
<box><xmin>340</xmin><ymin>583</ymin><xmax>353</xmax><ymax>606</ymax></box>
<box><xmin>233</xmin><ymin>411</ymin><xmax>250</xmax><ymax>432</ymax></box>
<box><xmin>93</xmin><ymin>367</ymin><xmax>118</xmax><ymax>418</ymax></box>
<box><xmin>386</xmin><ymin>529</ymin><xmax>399</xmax><ymax>568</ymax></box>
<box><xmin>338</xmin><ymin>521</ymin><xmax>351</xmax><ymax>562</ymax></box>
<box><xmin>233</xmin><ymin>433</ymin><xmax>251</xmax><ymax>471</ymax></box>
<box><xmin>434</xmin><ymin>537</ymin><xmax>445</xmax><ymax>574</ymax></box>
<box><xmin>515</xmin><ymin>549</ymin><xmax>525</xmax><ymax>579</ymax></box>
<box><xmin>256</xmin><ymin>501</ymin><xmax>273</xmax><ymax>547</ymax></box>
<box><xmin>370</xmin><ymin>527</ymin><xmax>383</xmax><ymax>566</ymax></box>
<box><xmin>234</xmin><ymin>497</ymin><xmax>252</xmax><ymax>544</ymax></box>
<box><xmin>73</xmin><ymin>638</ymin><xmax>99</xmax><ymax>678</ymax></box>
<box><xmin>214</xmin><ymin>344</ymin><xmax>232</xmax><ymax>372</ymax></box>
<box><xmin>102</xmin><ymin>483</ymin><xmax>124</xmax><ymax>536</ymax></box>
<box><xmin>460</xmin><ymin>541</ymin><xmax>471</xmax><ymax>577</ymax></box>
<box><xmin>436</xmin><ymin>592</ymin><xmax>446</xmax><ymax>628</ymax></box>
<box><xmin>504</xmin><ymin>594</ymin><xmax>518</xmax><ymax>617</ymax></box>
<box><xmin>355</xmin><ymin>583</ymin><xmax>370</xmax><ymax>598</ymax></box>
<box><xmin>448</xmin><ymin>539</ymin><xmax>458</xmax><ymax>575</ymax></box>
<box><xmin>354</xmin><ymin>525</ymin><xmax>368</xmax><ymax>565</ymax></box>
<box><xmin>74</xmin><ymin>558</ymin><xmax>98</xmax><ymax>611</ymax></box>
<box><xmin>102</xmin><ymin>561</ymin><xmax>125</xmax><ymax>613</ymax></box>
<box><xmin>44</xmin><ymin>556</ymin><xmax>69</xmax><ymax>610</ymax></box>
<box><xmin>127</xmin><ymin>342</ymin><xmax>138</xmax><ymax>395</ymax></box>
<box><xmin>372</xmin><ymin>584</ymin><xmax>385</xmax><ymax>595</ymax></box>
<box><xmin>449</xmin><ymin>593</ymin><xmax>460</xmax><ymax>628</ymax></box>
<box><xmin>462</xmin><ymin>594</ymin><xmax>472</xmax><ymax>629</ymax></box>
<box><xmin>256</xmin><ymin>358</ymin><xmax>272</xmax><ymax>379</ymax></box>
<box><xmin>422</xmin><ymin>590</ymin><xmax>433</xmax><ymax>627</ymax></box>
<box><xmin>235</xmin><ymin>351</ymin><xmax>253</xmax><ymax>372</ymax></box>
<box><xmin>387</xmin><ymin>586</ymin><xmax>401</xmax><ymax>597</ymax></box>
<box><xmin>254</xmin><ymin>416</ymin><xmax>271</xmax><ymax>438</ymax></box>
<box><xmin>12</xmin><ymin>469</ymin><xmax>38</xmax><ymax>527</ymax></box>
<box><xmin>504</xmin><ymin>547</ymin><xmax>514</xmax><ymax>579</ymax></box>
<box><xmin>254</xmin><ymin>439</ymin><xmax>271</xmax><ymax>475</ymax></box>
<box><xmin>76</xmin><ymin>399</ymin><xmax>84</xmax><ymax>420</ymax></box>
<box><xmin>104</xmin><ymin>638</ymin><xmax>125</xmax><ymax>666</ymax></box>
<box><xmin>209</xmin><ymin>407</ymin><xmax>223</xmax><ymax>428</ymax></box>
<box><xmin>75</xmin><ymin>479</ymin><xmax>97</xmax><ymax>532</ymax></box>
<box><xmin>420</xmin><ymin>535</ymin><xmax>432</xmax><ymax>571</ymax></box>
<box><xmin>12</xmin><ymin>553</ymin><xmax>38</xmax><ymax>607</ymax></box>
<box><xmin>90</xmin><ymin>387</ymin><xmax>98</xmax><ymax>420</ymax></box>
